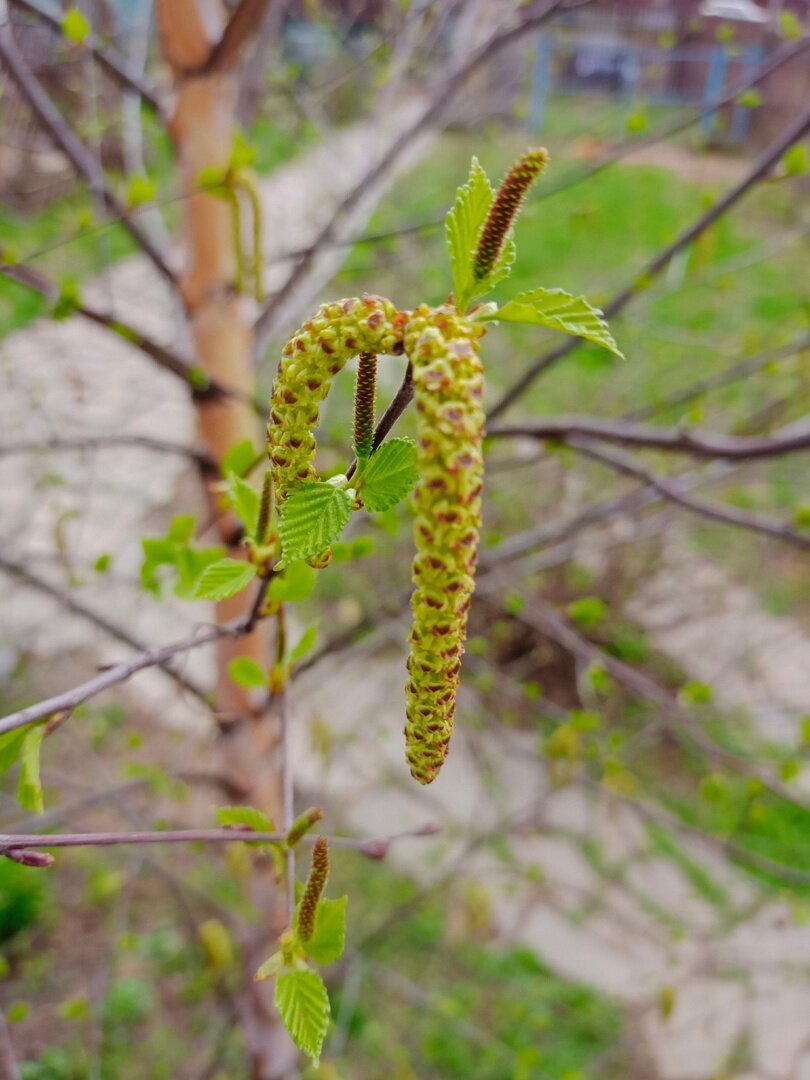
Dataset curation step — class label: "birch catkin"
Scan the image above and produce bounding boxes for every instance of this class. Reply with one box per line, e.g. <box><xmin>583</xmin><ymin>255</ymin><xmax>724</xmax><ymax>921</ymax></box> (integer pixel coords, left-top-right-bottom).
<box><xmin>268</xmin><ymin>296</ymin><xmax>403</xmax><ymax>505</ymax></box>
<box><xmin>403</xmin><ymin>305</ymin><xmax>485</xmax><ymax>784</ymax></box>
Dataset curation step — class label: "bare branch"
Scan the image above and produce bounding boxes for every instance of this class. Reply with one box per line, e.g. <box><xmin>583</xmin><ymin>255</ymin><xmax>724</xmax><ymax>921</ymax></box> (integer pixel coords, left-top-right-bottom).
<box><xmin>0</xmin><ymin>553</ymin><xmax>211</xmax><ymax>703</ymax></box>
<box><xmin>563</xmin><ymin>437</ymin><xmax>810</xmax><ymax>551</ymax></box>
<box><xmin>0</xmin><ymin>433</ymin><xmax>214</xmax><ymax>471</ymax></box>
<box><xmin>205</xmin><ymin>0</ymin><xmax>275</xmax><ymax>73</ymax></box>
<box><xmin>489</xmin><ymin>96</ymin><xmax>810</xmax><ymax>418</ymax></box>
<box><xmin>8</xmin><ymin>0</ymin><xmax>164</xmax><ymax>114</ymax></box>
<box><xmin>0</xmin><ymin>823</ymin><xmax>440</xmax><ymax>857</ymax></box>
<box><xmin>0</xmin><ymin>582</ymin><xmax>266</xmax><ymax>737</ymax></box>
<box><xmin>0</xmin><ymin>254</ymin><xmax>261</xmax><ymax>408</ymax></box>
<box><xmin>0</xmin><ymin>6</ymin><xmax>174</xmax><ymax>283</ymax></box>
<box><xmin>487</xmin><ymin>414</ymin><xmax>810</xmax><ymax>461</ymax></box>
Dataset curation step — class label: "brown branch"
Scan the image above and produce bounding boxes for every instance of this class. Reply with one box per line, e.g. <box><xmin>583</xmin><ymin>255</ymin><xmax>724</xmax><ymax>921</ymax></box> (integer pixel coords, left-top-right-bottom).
<box><xmin>0</xmin><ymin>9</ymin><xmax>174</xmax><ymax>283</ymax></box>
<box><xmin>489</xmin><ymin>96</ymin><xmax>810</xmax><ymax>419</ymax></box>
<box><xmin>7</xmin><ymin>0</ymin><xmax>164</xmax><ymax>114</ymax></box>
<box><xmin>0</xmin><ymin>554</ymin><xmax>211</xmax><ymax>703</ymax></box>
<box><xmin>0</xmin><ymin>577</ymin><xmax>270</xmax><ymax>737</ymax></box>
<box><xmin>204</xmin><ymin>0</ymin><xmax>275</xmax><ymax>74</ymax></box>
<box><xmin>487</xmin><ymin>414</ymin><xmax>810</xmax><ymax>461</ymax></box>
<box><xmin>0</xmin><ymin>433</ymin><xmax>214</xmax><ymax>470</ymax></box>
<box><xmin>0</xmin><ymin>254</ymin><xmax>262</xmax><ymax>408</ymax></box>
<box><xmin>0</xmin><ymin>823</ymin><xmax>439</xmax><ymax>857</ymax></box>
<box><xmin>564</xmin><ymin>437</ymin><xmax>810</xmax><ymax>551</ymax></box>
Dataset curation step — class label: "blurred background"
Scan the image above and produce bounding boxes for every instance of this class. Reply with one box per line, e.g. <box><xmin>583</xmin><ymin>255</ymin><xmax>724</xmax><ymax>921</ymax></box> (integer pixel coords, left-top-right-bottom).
<box><xmin>1</xmin><ymin>0</ymin><xmax>810</xmax><ymax>1077</ymax></box>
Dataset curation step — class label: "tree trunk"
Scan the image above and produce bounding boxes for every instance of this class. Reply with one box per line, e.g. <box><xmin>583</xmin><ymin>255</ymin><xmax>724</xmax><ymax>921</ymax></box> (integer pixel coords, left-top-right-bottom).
<box><xmin>154</xmin><ymin>3</ymin><xmax>297</xmax><ymax>1076</ymax></box>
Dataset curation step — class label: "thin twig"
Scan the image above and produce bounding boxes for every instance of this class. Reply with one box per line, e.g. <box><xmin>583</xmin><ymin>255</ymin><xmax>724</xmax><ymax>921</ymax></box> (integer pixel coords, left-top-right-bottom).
<box><xmin>489</xmin><ymin>96</ymin><xmax>810</xmax><ymax>418</ymax></box>
<box><xmin>0</xmin><ymin>824</ymin><xmax>440</xmax><ymax>855</ymax></box>
<box><xmin>0</xmin><ymin>553</ymin><xmax>211</xmax><ymax>703</ymax></box>
<box><xmin>565</xmin><ymin>437</ymin><xmax>810</xmax><ymax>551</ymax></box>
<box><xmin>8</xmin><ymin>0</ymin><xmax>164</xmax><ymax>114</ymax></box>
<box><xmin>0</xmin><ymin>434</ymin><xmax>213</xmax><ymax>470</ymax></box>
<box><xmin>487</xmin><ymin>414</ymin><xmax>810</xmax><ymax>461</ymax></box>
<box><xmin>0</xmin><ymin>4</ymin><xmax>174</xmax><ymax>283</ymax></box>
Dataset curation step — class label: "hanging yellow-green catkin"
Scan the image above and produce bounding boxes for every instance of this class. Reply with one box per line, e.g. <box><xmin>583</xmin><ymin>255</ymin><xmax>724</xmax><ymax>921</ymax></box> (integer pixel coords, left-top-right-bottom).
<box><xmin>268</xmin><ymin>295</ymin><xmax>404</xmax><ymax>506</ymax></box>
<box><xmin>403</xmin><ymin>304</ymin><xmax>486</xmax><ymax>784</ymax></box>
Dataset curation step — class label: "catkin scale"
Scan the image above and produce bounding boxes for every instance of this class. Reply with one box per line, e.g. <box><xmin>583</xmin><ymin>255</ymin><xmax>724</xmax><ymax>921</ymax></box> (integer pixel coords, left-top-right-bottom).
<box><xmin>268</xmin><ymin>295</ymin><xmax>403</xmax><ymax>505</ymax></box>
<box><xmin>403</xmin><ymin>305</ymin><xmax>485</xmax><ymax>784</ymax></box>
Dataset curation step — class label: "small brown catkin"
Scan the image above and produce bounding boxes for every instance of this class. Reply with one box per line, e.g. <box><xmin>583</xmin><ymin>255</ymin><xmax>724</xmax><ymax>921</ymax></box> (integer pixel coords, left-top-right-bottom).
<box><xmin>472</xmin><ymin>148</ymin><xmax>549</xmax><ymax>281</ymax></box>
<box><xmin>297</xmin><ymin>836</ymin><xmax>329</xmax><ymax>942</ymax></box>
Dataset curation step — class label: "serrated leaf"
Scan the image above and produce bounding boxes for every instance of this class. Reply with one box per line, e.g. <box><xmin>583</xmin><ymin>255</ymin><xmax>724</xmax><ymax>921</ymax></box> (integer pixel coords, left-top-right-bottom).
<box><xmin>305</xmin><ymin>896</ymin><xmax>347</xmax><ymax>966</ymax></box>
<box><xmin>359</xmin><ymin>439</ymin><xmax>418</xmax><ymax>512</ymax></box>
<box><xmin>279</xmin><ymin>483</ymin><xmax>351</xmax><ymax>564</ymax></box>
<box><xmin>268</xmin><ymin>560</ymin><xmax>317</xmax><ymax>603</ymax></box>
<box><xmin>193</xmin><ymin>558</ymin><xmax>256</xmax><ymax>601</ymax></box>
<box><xmin>445</xmin><ymin>157</ymin><xmax>494</xmax><ymax>311</ymax></box>
<box><xmin>62</xmin><ymin>7</ymin><xmax>90</xmax><ymax>44</ymax></box>
<box><xmin>18</xmin><ymin>727</ymin><xmax>45</xmax><ymax>814</ymax></box>
<box><xmin>0</xmin><ymin>728</ymin><xmax>27</xmax><ymax>776</ymax></box>
<box><xmin>487</xmin><ymin>287</ymin><xmax>623</xmax><ymax>358</ymax></box>
<box><xmin>226</xmin><ymin>473</ymin><xmax>260</xmax><ymax>537</ymax></box>
<box><xmin>227</xmin><ymin>657</ymin><xmax>266</xmax><ymax>689</ymax></box>
<box><xmin>216</xmin><ymin>805</ymin><xmax>274</xmax><ymax>833</ymax></box>
<box><xmin>289</xmin><ymin>623</ymin><xmax>318</xmax><ymax>664</ymax></box>
<box><xmin>275</xmin><ymin>969</ymin><xmax>330</xmax><ymax>1066</ymax></box>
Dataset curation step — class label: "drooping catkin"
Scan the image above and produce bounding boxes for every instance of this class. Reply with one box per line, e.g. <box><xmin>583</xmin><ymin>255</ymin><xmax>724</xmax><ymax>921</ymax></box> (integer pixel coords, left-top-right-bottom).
<box><xmin>403</xmin><ymin>304</ymin><xmax>485</xmax><ymax>785</ymax></box>
<box><xmin>472</xmin><ymin>148</ymin><xmax>548</xmax><ymax>281</ymax></box>
<box><xmin>267</xmin><ymin>296</ymin><xmax>403</xmax><ymax>506</ymax></box>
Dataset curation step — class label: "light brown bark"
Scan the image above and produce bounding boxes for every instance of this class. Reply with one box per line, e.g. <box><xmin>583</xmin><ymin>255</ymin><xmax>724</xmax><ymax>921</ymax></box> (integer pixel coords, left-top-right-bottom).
<box><xmin>155</xmin><ymin>3</ymin><xmax>296</xmax><ymax>1076</ymax></box>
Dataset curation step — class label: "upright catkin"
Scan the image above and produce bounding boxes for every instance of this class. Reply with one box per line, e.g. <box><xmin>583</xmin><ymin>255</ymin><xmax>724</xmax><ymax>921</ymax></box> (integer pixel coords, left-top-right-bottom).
<box><xmin>403</xmin><ymin>305</ymin><xmax>485</xmax><ymax>784</ymax></box>
<box><xmin>268</xmin><ymin>296</ymin><xmax>404</xmax><ymax>505</ymax></box>
<box><xmin>472</xmin><ymin>148</ymin><xmax>549</xmax><ymax>281</ymax></box>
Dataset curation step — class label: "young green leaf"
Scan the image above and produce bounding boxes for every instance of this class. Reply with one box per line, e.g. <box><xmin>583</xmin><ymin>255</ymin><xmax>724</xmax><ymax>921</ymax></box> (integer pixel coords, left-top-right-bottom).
<box><xmin>445</xmin><ymin>157</ymin><xmax>494</xmax><ymax>311</ymax></box>
<box><xmin>125</xmin><ymin>175</ymin><xmax>156</xmax><ymax>208</ymax></box>
<box><xmin>358</xmin><ymin>438</ymin><xmax>418</xmax><ymax>513</ymax></box>
<box><xmin>18</xmin><ymin>727</ymin><xmax>45</xmax><ymax>814</ymax></box>
<box><xmin>227</xmin><ymin>657</ymin><xmax>266</xmax><ymax>690</ymax></box>
<box><xmin>62</xmin><ymin>7</ymin><xmax>90</xmax><ymax>44</ymax></box>
<box><xmin>221</xmin><ymin>439</ymin><xmax>257</xmax><ymax>478</ymax></box>
<box><xmin>289</xmin><ymin>623</ymin><xmax>318</xmax><ymax>664</ymax></box>
<box><xmin>268</xmin><ymin>561</ymin><xmax>317</xmax><ymax>604</ymax></box>
<box><xmin>255</xmin><ymin>950</ymin><xmax>285</xmax><ymax>982</ymax></box>
<box><xmin>216</xmin><ymin>805</ymin><xmax>274</xmax><ymax>833</ymax></box>
<box><xmin>226</xmin><ymin>473</ymin><xmax>260</xmax><ymax>537</ymax></box>
<box><xmin>193</xmin><ymin>558</ymin><xmax>256</xmax><ymax>601</ymax></box>
<box><xmin>275</xmin><ymin>969</ymin><xmax>330</xmax><ymax>1066</ymax></box>
<box><xmin>485</xmin><ymin>287</ymin><xmax>623</xmax><ymax>358</ymax></box>
<box><xmin>304</xmin><ymin>896</ymin><xmax>347</xmax><ymax>966</ymax></box>
<box><xmin>279</xmin><ymin>482</ymin><xmax>352</xmax><ymax>564</ymax></box>
<box><xmin>0</xmin><ymin>729</ymin><xmax>27</xmax><ymax>776</ymax></box>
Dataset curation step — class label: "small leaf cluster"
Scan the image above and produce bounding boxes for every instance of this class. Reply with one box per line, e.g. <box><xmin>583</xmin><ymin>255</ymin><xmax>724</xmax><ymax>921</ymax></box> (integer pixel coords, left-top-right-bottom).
<box><xmin>278</xmin><ymin>437</ymin><xmax>418</xmax><ymax>565</ymax></box>
<box><xmin>444</xmin><ymin>154</ymin><xmax>623</xmax><ymax>359</ymax></box>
